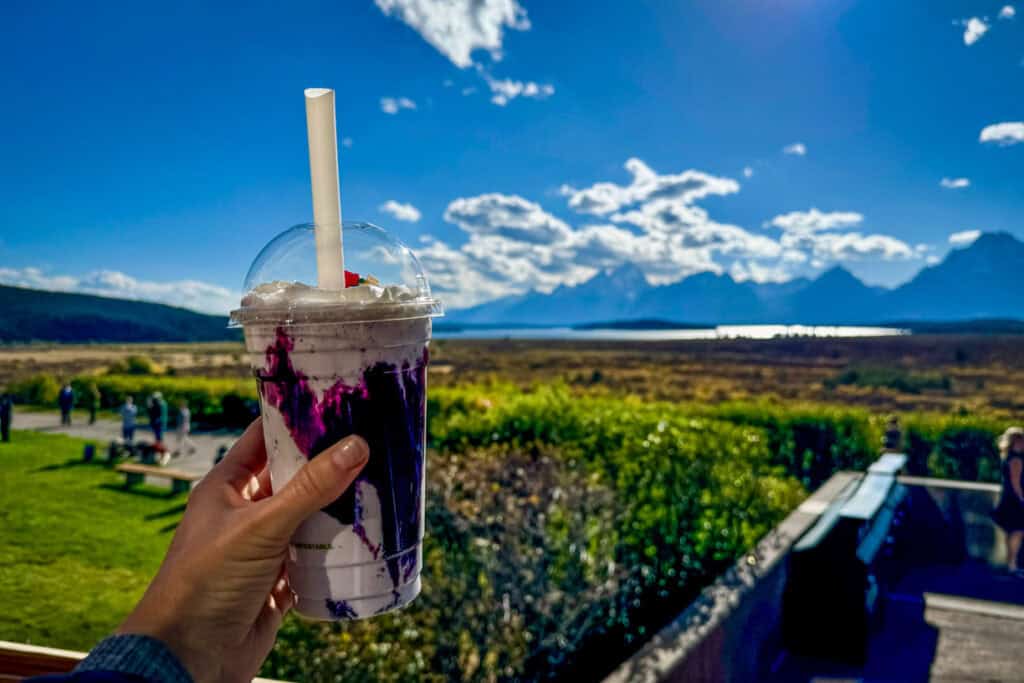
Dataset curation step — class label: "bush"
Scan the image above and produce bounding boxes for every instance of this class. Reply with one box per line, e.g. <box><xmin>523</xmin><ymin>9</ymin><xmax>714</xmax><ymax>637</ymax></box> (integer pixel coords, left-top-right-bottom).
<box><xmin>7</xmin><ymin>373</ymin><xmax>61</xmax><ymax>405</ymax></box>
<box><xmin>105</xmin><ymin>355</ymin><xmax>163</xmax><ymax>375</ymax></box>
<box><xmin>904</xmin><ymin>415</ymin><xmax>1004</xmax><ymax>482</ymax></box>
<box><xmin>70</xmin><ymin>374</ymin><xmax>257</xmax><ymax>426</ymax></box>
<box><xmin>825</xmin><ymin>366</ymin><xmax>951</xmax><ymax>394</ymax></box>
<box><xmin>687</xmin><ymin>401</ymin><xmax>882</xmax><ymax>490</ymax></box>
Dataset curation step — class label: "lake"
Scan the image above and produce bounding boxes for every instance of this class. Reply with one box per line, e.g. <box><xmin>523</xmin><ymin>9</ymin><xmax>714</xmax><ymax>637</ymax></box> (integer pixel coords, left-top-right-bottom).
<box><xmin>434</xmin><ymin>325</ymin><xmax>910</xmax><ymax>341</ymax></box>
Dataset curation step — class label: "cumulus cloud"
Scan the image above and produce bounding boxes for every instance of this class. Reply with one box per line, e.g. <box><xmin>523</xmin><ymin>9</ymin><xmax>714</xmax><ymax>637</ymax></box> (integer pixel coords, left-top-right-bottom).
<box><xmin>782</xmin><ymin>142</ymin><xmax>807</xmax><ymax>156</ymax></box>
<box><xmin>729</xmin><ymin>260</ymin><xmax>792</xmax><ymax>284</ymax></box>
<box><xmin>940</xmin><ymin>177</ymin><xmax>970</xmax><ymax>189</ymax></box>
<box><xmin>380</xmin><ymin>97</ymin><xmax>417</xmax><ymax>114</ymax></box>
<box><xmin>374</xmin><ymin>0</ymin><xmax>553</xmax><ymax>108</ymax></box>
<box><xmin>484</xmin><ymin>76</ymin><xmax>554</xmax><ymax>106</ymax></box>
<box><xmin>0</xmin><ymin>267</ymin><xmax>240</xmax><ymax>315</ymax></box>
<box><xmin>765</xmin><ymin>207</ymin><xmax>919</xmax><ymax>267</ymax></box>
<box><xmin>963</xmin><ymin>17</ymin><xmax>990</xmax><ymax>45</ymax></box>
<box><xmin>374</xmin><ymin>0</ymin><xmax>529</xmax><ymax>69</ymax></box>
<box><xmin>743</xmin><ymin>166</ymin><xmax>754</xmax><ymax>178</ymax></box>
<box><xmin>419</xmin><ymin>162</ymin><xmax>924</xmax><ymax>308</ymax></box>
<box><xmin>560</xmin><ymin>158</ymin><xmax>740</xmax><ymax>216</ymax></box>
<box><xmin>444</xmin><ymin>193</ymin><xmax>573</xmax><ymax>244</ymax></box>
<box><xmin>948</xmin><ymin>229</ymin><xmax>982</xmax><ymax>247</ymax></box>
<box><xmin>1000</xmin><ymin>5</ymin><xmax>1016</xmax><ymax>19</ymax></box>
<box><xmin>767</xmin><ymin>208</ymin><xmax>864</xmax><ymax>233</ymax></box>
<box><xmin>379</xmin><ymin>200</ymin><xmax>422</xmax><ymax>223</ymax></box>
<box><xmin>980</xmin><ymin>122</ymin><xmax>1024</xmax><ymax>145</ymax></box>
<box><xmin>780</xmin><ymin>232</ymin><xmax>918</xmax><ymax>262</ymax></box>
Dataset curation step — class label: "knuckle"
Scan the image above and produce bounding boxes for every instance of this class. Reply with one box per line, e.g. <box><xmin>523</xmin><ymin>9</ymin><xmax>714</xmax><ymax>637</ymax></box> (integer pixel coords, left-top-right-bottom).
<box><xmin>289</xmin><ymin>466</ymin><xmax>326</xmax><ymax>501</ymax></box>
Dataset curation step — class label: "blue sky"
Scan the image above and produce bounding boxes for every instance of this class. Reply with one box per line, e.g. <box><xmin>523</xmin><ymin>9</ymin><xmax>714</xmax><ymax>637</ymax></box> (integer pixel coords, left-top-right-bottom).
<box><xmin>1</xmin><ymin>0</ymin><xmax>1022</xmax><ymax>312</ymax></box>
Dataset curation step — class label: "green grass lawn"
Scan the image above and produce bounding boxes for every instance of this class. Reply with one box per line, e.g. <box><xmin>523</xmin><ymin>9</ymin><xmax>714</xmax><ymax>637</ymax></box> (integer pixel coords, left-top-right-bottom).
<box><xmin>0</xmin><ymin>431</ymin><xmax>184</xmax><ymax>650</ymax></box>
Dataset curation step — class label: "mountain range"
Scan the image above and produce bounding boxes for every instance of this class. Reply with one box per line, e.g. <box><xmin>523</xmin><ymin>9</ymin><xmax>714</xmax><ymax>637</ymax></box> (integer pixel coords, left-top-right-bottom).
<box><xmin>0</xmin><ymin>232</ymin><xmax>1019</xmax><ymax>343</ymax></box>
<box><xmin>450</xmin><ymin>232</ymin><xmax>1024</xmax><ymax>326</ymax></box>
<box><xmin>0</xmin><ymin>285</ymin><xmax>237</xmax><ymax>343</ymax></box>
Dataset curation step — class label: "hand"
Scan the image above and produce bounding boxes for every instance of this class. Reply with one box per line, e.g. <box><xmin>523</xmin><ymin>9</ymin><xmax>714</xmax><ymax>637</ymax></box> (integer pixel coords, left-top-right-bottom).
<box><xmin>118</xmin><ymin>418</ymin><xmax>369</xmax><ymax>682</ymax></box>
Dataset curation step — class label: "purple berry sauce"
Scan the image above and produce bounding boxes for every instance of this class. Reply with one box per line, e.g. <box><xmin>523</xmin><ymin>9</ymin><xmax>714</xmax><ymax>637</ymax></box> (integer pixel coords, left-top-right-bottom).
<box><xmin>325</xmin><ymin>598</ymin><xmax>358</xmax><ymax>620</ymax></box>
<box><xmin>258</xmin><ymin>327</ymin><xmax>426</xmax><ymax>594</ymax></box>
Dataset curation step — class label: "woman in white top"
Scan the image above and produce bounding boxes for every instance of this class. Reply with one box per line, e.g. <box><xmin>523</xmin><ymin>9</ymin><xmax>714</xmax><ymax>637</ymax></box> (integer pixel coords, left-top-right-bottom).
<box><xmin>173</xmin><ymin>400</ymin><xmax>196</xmax><ymax>457</ymax></box>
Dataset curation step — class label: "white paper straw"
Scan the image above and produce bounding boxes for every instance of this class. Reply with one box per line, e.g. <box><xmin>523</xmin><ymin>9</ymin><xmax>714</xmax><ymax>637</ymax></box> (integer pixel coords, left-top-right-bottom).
<box><xmin>304</xmin><ymin>88</ymin><xmax>344</xmax><ymax>290</ymax></box>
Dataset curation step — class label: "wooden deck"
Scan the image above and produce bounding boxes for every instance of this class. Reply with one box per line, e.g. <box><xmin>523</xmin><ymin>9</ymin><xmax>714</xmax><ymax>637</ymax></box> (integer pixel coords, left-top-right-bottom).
<box><xmin>773</xmin><ymin>562</ymin><xmax>1024</xmax><ymax>682</ymax></box>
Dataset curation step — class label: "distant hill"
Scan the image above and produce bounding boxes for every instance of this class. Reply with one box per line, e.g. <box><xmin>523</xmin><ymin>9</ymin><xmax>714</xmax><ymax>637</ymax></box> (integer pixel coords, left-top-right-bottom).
<box><xmin>0</xmin><ymin>285</ymin><xmax>238</xmax><ymax>343</ymax></box>
<box><xmin>451</xmin><ymin>232</ymin><xmax>1024</xmax><ymax>326</ymax></box>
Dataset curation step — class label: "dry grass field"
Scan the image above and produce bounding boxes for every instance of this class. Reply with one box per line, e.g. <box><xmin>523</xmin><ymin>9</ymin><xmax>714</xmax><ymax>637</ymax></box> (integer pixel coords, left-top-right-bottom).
<box><xmin>2</xmin><ymin>334</ymin><xmax>1022</xmax><ymax>419</ymax></box>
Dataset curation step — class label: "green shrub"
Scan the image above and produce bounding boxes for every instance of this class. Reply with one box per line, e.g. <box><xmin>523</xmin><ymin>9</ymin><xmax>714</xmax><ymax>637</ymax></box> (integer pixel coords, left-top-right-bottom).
<box><xmin>690</xmin><ymin>402</ymin><xmax>882</xmax><ymax>489</ymax></box>
<box><xmin>70</xmin><ymin>374</ymin><xmax>257</xmax><ymax>426</ymax></box>
<box><xmin>904</xmin><ymin>415</ymin><xmax>1004</xmax><ymax>482</ymax></box>
<box><xmin>825</xmin><ymin>365</ymin><xmax>951</xmax><ymax>394</ymax></box>
<box><xmin>7</xmin><ymin>373</ymin><xmax>61</xmax><ymax>405</ymax></box>
<box><xmin>106</xmin><ymin>355</ymin><xmax>162</xmax><ymax>375</ymax></box>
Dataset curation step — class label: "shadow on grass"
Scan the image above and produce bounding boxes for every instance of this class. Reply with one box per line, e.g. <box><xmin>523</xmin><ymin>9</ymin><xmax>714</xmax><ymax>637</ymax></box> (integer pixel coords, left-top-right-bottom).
<box><xmin>145</xmin><ymin>503</ymin><xmax>188</xmax><ymax>521</ymax></box>
<box><xmin>98</xmin><ymin>482</ymin><xmax>185</xmax><ymax>500</ymax></box>
<box><xmin>160</xmin><ymin>521</ymin><xmax>180</xmax><ymax>534</ymax></box>
<box><xmin>34</xmin><ymin>458</ymin><xmax>109</xmax><ymax>473</ymax></box>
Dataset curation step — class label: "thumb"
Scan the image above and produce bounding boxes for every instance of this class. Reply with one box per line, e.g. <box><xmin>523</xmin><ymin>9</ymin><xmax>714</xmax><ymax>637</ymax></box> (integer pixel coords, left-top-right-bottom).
<box><xmin>257</xmin><ymin>435</ymin><xmax>369</xmax><ymax>541</ymax></box>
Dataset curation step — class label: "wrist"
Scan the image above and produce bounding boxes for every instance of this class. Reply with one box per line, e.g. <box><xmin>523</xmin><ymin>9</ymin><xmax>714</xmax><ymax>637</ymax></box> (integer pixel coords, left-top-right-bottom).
<box><xmin>119</xmin><ymin>596</ymin><xmax>216</xmax><ymax>681</ymax></box>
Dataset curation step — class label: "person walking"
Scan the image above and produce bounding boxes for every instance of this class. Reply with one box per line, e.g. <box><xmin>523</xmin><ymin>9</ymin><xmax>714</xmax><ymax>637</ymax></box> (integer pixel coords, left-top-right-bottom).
<box><xmin>87</xmin><ymin>383</ymin><xmax>100</xmax><ymax>425</ymax></box>
<box><xmin>882</xmin><ymin>416</ymin><xmax>902</xmax><ymax>453</ymax></box>
<box><xmin>173</xmin><ymin>399</ymin><xmax>196</xmax><ymax>457</ymax></box>
<box><xmin>992</xmin><ymin>426</ymin><xmax>1024</xmax><ymax>574</ymax></box>
<box><xmin>58</xmin><ymin>383</ymin><xmax>75</xmax><ymax>426</ymax></box>
<box><xmin>121</xmin><ymin>396</ymin><xmax>137</xmax><ymax>444</ymax></box>
<box><xmin>0</xmin><ymin>392</ymin><xmax>12</xmax><ymax>443</ymax></box>
<box><xmin>148</xmin><ymin>392</ymin><xmax>167</xmax><ymax>444</ymax></box>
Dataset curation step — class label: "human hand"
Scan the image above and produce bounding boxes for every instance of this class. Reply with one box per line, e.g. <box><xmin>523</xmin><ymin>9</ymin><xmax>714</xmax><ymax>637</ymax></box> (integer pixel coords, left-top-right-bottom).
<box><xmin>118</xmin><ymin>418</ymin><xmax>369</xmax><ymax>682</ymax></box>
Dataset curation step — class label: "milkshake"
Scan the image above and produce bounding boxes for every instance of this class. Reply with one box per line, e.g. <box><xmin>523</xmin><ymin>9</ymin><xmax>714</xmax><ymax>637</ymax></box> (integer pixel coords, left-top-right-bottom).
<box><xmin>231</xmin><ymin>222</ymin><xmax>442</xmax><ymax>619</ymax></box>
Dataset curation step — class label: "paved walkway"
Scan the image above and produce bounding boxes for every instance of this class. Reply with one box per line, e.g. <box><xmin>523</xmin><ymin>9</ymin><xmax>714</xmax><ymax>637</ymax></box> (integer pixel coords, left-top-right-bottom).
<box><xmin>15</xmin><ymin>411</ymin><xmax>242</xmax><ymax>488</ymax></box>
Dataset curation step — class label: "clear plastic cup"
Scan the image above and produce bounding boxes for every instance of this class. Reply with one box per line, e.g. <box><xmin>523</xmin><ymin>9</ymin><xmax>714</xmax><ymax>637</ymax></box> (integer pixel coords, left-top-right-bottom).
<box><xmin>230</xmin><ymin>223</ymin><xmax>442</xmax><ymax>619</ymax></box>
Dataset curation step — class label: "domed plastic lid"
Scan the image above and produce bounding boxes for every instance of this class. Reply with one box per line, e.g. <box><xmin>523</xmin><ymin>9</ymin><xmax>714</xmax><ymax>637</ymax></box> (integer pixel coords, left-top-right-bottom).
<box><xmin>229</xmin><ymin>222</ymin><xmax>443</xmax><ymax>326</ymax></box>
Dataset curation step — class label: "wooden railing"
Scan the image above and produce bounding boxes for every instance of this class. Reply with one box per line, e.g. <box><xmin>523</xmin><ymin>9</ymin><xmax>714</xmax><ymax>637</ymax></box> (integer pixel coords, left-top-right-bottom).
<box><xmin>0</xmin><ymin>640</ymin><xmax>81</xmax><ymax>680</ymax></box>
<box><xmin>0</xmin><ymin>640</ymin><xmax>288</xmax><ymax>681</ymax></box>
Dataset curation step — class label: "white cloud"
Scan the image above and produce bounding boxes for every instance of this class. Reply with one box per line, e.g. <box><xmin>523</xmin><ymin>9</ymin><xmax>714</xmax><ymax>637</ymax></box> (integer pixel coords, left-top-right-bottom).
<box><xmin>560</xmin><ymin>158</ymin><xmax>740</xmax><ymax>216</ymax></box>
<box><xmin>444</xmin><ymin>193</ymin><xmax>573</xmax><ymax>243</ymax></box>
<box><xmin>767</xmin><ymin>208</ymin><xmax>864</xmax><ymax>233</ymax></box>
<box><xmin>963</xmin><ymin>17</ymin><xmax>990</xmax><ymax>45</ymax></box>
<box><xmin>374</xmin><ymin>0</ymin><xmax>529</xmax><ymax>69</ymax></box>
<box><xmin>0</xmin><ymin>267</ymin><xmax>240</xmax><ymax>315</ymax></box>
<box><xmin>729</xmin><ymin>260</ymin><xmax>792</xmax><ymax>284</ymax></box>
<box><xmin>782</xmin><ymin>142</ymin><xmax>807</xmax><ymax>156</ymax></box>
<box><xmin>373</xmin><ymin>0</ymin><xmax>553</xmax><ymax>108</ymax></box>
<box><xmin>484</xmin><ymin>76</ymin><xmax>554</xmax><ymax>106</ymax></box>
<box><xmin>341</xmin><ymin>137</ymin><xmax>353</xmax><ymax>148</ymax></box>
<box><xmin>940</xmin><ymin>177</ymin><xmax>970</xmax><ymax>189</ymax></box>
<box><xmin>379</xmin><ymin>200</ymin><xmax>422</xmax><ymax>223</ymax></box>
<box><xmin>980</xmin><ymin>121</ymin><xmax>1024</xmax><ymax>145</ymax></box>
<box><xmin>742</xmin><ymin>166</ymin><xmax>754</xmax><ymax>178</ymax></box>
<box><xmin>948</xmin><ymin>229</ymin><xmax>982</xmax><ymax>247</ymax></box>
<box><xmin>461</xmin><ymin>86</ymin><xmax>477</xmax><ymax>96</ymax></box>
<box><xmin>380</xmin><ymin>97</ymin><xmax>417</xmax><ymax>115</ymax></box>
<box><xmin>420</xmin><ymin>161</ymin><xmax>926</xmax><ymax>308</ymax></box>
<box><xmin>781</xmin><ymin>231</ymin><xmax>917</xmax><ymax>262</ymax></box>
<box><xmin>999</xmin><ymin>5</ymin><xmax>1016</xmax><ymax>19</ymax></box>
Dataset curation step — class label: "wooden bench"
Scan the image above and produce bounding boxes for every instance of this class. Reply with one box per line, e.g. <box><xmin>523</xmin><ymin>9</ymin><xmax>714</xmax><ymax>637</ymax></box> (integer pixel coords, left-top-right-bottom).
<box><xmin>116</xmin><ymin>463</ymin><xmax>200</xmax><ymax>495</ymax></box>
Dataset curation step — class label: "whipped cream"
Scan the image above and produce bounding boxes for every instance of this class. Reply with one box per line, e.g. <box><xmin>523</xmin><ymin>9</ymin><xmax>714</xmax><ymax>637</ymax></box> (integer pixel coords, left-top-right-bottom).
<box><xmin>241</xmin><ymin>281</ymin><xmax>419</xmax><ymax>308</ymax></box>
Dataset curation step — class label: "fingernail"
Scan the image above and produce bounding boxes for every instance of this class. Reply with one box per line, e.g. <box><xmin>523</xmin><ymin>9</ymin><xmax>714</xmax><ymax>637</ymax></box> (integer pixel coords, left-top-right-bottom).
<box><xmin>331</xmin><ymin>435</ymin><xmax>369</xmax><ymax>469</ymax></box>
